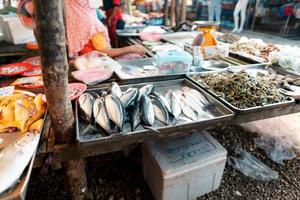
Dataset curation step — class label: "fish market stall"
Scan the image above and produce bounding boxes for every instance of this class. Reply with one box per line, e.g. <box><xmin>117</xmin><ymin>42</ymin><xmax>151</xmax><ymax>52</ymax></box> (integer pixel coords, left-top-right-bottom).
<box><xmin>1</xmin><ymin>1</ymin><xmax>300</xmax><ymax>199</ymax></box>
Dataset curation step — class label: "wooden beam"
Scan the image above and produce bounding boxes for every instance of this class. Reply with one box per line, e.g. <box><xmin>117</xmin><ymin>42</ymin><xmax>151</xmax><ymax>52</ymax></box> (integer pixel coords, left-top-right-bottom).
<box><xmin>33</xmin><ymin>0</ymin><xmax>87</xmax><ymax>199</ymax></box>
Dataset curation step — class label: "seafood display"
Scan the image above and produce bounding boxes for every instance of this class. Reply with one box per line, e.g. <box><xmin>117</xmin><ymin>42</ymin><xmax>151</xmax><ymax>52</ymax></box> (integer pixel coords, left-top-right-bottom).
<box><xmin>0</xmin><ymin>92</ymin><xmax>46</xmax><ymax>133</ymax></box>
<box><xmin>11</xmin><ymin>76</ymin><xmax>44</xmax><ymax>89</ymax></box>
<box><xmin>0</xmin><ymin>63</ymin><xmax>33</xmax><ymax>76</ymax></box>
<box><xmin>77</xmin><ymin>81</ymin><xmax>218</xmax><ymax>137</ymax></box>
<box><xmin>230</xmin><ymin>37</ymin><xmax>280</xmax><ymax>60</ymax></box>
<box><xmin>268</xmin><ymin>46</ymin><xmax>300</xmax><ymax>74</ymax></box>
<box><xmin>217</xmin><ymin>33</ymin><xmax>240</xmax><ymax>44</ymax></box>
<box><xmin>191</xmin><ymin>71</ymin><xmax>289</xmax><ymax>109</ymax></box>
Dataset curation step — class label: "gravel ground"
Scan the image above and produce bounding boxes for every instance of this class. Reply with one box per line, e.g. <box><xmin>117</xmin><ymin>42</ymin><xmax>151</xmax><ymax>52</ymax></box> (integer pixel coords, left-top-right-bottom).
<box><xmin>27</xmin><ymin>126</ymin><xmax>300</xmax><ymax>200</ymax></box>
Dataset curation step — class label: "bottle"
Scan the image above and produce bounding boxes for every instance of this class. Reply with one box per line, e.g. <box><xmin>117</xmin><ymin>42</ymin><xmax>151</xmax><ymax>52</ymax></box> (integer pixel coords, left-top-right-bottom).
<box><xmin>193</xmin><ymin>46</ymin><xmax>204</xmax><ymax>67</ymax></box>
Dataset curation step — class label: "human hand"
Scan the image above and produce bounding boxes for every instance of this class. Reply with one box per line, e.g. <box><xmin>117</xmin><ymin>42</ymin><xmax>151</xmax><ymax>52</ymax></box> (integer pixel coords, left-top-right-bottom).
<box><xmin>129</xmin><ymin>45</ymin><xmax>145</xmax><ymax>56</ymax></box>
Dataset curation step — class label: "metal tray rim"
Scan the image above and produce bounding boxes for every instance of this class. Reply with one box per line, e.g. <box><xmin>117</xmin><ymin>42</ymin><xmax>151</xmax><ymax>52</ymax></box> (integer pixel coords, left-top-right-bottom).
<box><xmin>187</xmin><ymin>74</ymin><xmax>296</xmax><ymax>113</ymax></box>
<box><xmin>75</xmin><ymin>78</ymin><xmax>235</xmax><ymax>144</ymax></box>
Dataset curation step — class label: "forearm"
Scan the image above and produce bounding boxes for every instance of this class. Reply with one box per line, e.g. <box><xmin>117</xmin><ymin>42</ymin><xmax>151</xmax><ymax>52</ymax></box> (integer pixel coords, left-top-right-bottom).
<box><xmin>100</xmin><ymin>46</ymin><xmax>132</xmax><ymax>58</ymax></box>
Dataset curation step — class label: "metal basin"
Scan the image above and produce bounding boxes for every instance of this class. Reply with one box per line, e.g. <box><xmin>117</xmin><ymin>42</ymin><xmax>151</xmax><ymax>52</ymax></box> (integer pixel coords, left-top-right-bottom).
<box><xmin>202</xmin><ymin>61</ymin><xmax>230</xmax><ymax>71</ymax></box>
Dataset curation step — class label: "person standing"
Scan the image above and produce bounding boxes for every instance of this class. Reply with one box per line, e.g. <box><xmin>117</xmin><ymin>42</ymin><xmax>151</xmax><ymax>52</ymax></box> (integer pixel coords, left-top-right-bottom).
<box><xmin>102</xmin><ymin>0</ymin><xmax>124</xmax><ymax>47</ymax></box>
<box><xmin>65</xmin><ymin>0</ymin><xmax>144</xmax><ymax>58</ymax></box>
<box><xmin>208</xmin><ymin>0</ymin><xmax>222</xmax><ymax>23</ymax></box>
<box><xmin>232</xmin><ymin>0</ymin><xmax>249</xmax><ymax>33</ymax></box>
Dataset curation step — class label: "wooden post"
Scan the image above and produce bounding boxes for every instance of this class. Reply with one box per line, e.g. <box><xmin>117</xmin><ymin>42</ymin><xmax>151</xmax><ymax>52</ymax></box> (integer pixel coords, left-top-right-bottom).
<box><xmin>163</xmin><ymin>0</ymin><xmax>169</xmax><ymax>26</ymax></box>
<box><xmin>33</xmin><ymin>0</ymin><xmax>87</xmax><ymax>199</ymax></box>
<box><xmin>170</xmin><ymin>0</ymin><xmax>176</xmax><ymax>27</ymax></box>
<box><xmin>180</xmin><ymin>0</ymin><xmax>186</xmax><ymax>23</ymax></box>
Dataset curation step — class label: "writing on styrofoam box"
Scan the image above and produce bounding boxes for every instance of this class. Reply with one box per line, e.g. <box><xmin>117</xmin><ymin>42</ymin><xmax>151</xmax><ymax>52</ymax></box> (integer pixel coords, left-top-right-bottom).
<box><xmin>0</xmin><ymin>86</ymin><xmax>14</xmax><ymax>96</ymax></box>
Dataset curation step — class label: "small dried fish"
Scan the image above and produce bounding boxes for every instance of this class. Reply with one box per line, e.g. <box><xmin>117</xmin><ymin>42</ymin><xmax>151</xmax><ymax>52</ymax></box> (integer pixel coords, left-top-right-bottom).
<box><xmin>193</xmin><ymin>71</ymin><xmax>288</xmax><ymax>109</ymax></box>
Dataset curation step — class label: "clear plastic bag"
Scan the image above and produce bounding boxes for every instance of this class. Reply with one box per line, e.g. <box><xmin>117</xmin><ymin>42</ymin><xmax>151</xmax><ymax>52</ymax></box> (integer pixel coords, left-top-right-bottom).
<box><xmin>228</xmin><ymin>146</ymin><xmax>278</xmax><ymax>181</ymax></box>
<box><xmin>74</xmin><ymin>51</ymin><xmax>121</xmax><ymax>71</ymax></box>
<box><xmin>253</xmin><ymin>136</ymin><xmax>296</xmax><ymax>165</ymax></box>
<box><xmin>241</xmin><ymin>113</ymin><xmax>300</xmax><ymax>154</ymax></box>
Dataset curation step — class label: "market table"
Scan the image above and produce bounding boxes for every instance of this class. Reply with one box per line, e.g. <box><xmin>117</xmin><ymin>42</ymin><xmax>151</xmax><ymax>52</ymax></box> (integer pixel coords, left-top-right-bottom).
<box><xmin>36</xmin><ymin>74</ymin><xmax>300</xmax><ymax>162</ymax></box>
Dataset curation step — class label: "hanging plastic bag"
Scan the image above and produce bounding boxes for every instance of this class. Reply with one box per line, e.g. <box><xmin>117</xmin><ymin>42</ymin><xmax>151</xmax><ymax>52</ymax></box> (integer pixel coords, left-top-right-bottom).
<box><xmin>228</xmin><ymin>146</ymin><xmax>278</xmax><ymax>181</ymax></box>
<box><xmin>253</xmin><ymin>136</ymin><xmax>296</xmax><ymax>165</ymax></box>
<box><xmin>74</xmin><ymin>51</ymin><xmax>121</xmax><ymax>71</ymax></box>
<box><xmin>240</xmin><ymin>113</ymin><xmax>300</xmax><ymax>153</ymax></box>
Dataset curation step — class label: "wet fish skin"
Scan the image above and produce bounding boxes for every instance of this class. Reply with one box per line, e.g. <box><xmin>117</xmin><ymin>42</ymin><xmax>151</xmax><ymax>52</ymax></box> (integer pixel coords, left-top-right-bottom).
<box><xmin>129</xmin><ymin>104</ymin><xmax>140</xmax><ymax>132</ymax></box>
<box><xmin>138</xmin><ymin>84</ymin><xmax>154</xmax><ymax>100</ymax></box>
<box><xmin>93</xmin><ymin>98</ymin><xmax>114</xmax><ymax>135</ymax></box>
<box><xmin>78</xmin><ymin>93</ymin><xmax>95</xmax><ymax>122</ymax></box>
<box><xmin>90</xmin><ymin>92</ymin><xmax>100</xmax><ymax>99</ymax></box>
<box><xmin>182</xmin><ymin>92</ymin><xmax>206</xmax><ymax>119</ymax></box>
<box><xmin>140</xmin><ymin>95</ymin><xmax>155</xmax><ymax>126</ymax></box>
<box><xmin>111</xmin><ymin>82</ymin><xmax>122</xmax><ymax>98</ymax></box>
<box><xmin>181</xmin><ymin>87</ymin><xmax>210</xmax><ymax>105</ymax></box>
<box><xmin>164</xmin><ymin>90</ymin><xmax>172</xmax><ymax>105</ymax></box>
<box><xmin>170</xmin><ymin>91</ymin><xmax>181</xmax><ymax>119</ymax></box>
<box><xmin>105</xmin><ymin>94</ymin><xmax>125</xmax><ymax>131</ymax></box>
<box><xmin>180</xmin><ymin>101</ymin><xmax>198</xmax><ymax>121</ymax></box>
<box><xmin>152</xmin><ymin>97</ymin><xmax>169</xmax><ymax>125</ymax></box>
<box><xmin>153</xmin><ymin>92</ymin><xmax>172</xmax><ymax>113</ymax></box>
<box><xmin>120</xmin><ymin>88</ymin><xmax>139</xmax><ymax>109</ymax></box>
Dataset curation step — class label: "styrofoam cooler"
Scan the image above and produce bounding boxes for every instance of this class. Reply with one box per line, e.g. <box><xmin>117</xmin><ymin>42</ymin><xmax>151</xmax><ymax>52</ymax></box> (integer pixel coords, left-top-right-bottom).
<box><xmin>142</xmin><ymin>131</ymin><xmax>227</xmax><ymax>200</ymax></box>
<box><xmin>0</xmin><ymin>14</ymin><xmax>35</xmax><ymax>44</ymax></box>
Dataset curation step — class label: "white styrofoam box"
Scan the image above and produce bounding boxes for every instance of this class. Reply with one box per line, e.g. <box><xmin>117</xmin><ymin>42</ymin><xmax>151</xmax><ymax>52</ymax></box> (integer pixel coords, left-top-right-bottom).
<box><xmin>0</xmin><ymin>14</ymin><xmax>35</xmax><ymax>44</ymax></box>
<box><xmin>142</xmin><ymin>131</ymin><xmax>227</xmax><ymax>200</ymax></box>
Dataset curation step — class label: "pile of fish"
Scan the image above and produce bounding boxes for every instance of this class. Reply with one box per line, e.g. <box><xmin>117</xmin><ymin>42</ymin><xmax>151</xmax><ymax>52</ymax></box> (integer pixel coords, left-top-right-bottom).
<box><xmin>192</xmin><ymin>71</ymin><xmax>288</xmax><ymax>109</ymax></box>
<box><xmin>78</xmin><ymin>82</ymin><xmax>212</xmax><ymax>136</ymax></box>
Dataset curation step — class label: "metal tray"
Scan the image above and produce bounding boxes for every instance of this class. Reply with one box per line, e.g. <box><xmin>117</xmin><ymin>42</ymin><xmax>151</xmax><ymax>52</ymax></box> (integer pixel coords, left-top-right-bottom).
<box><xmin>0</xmin><ymin>152</ymin><xmax>36</xmax><ymax>200</ymax></box>
<box><xmin>115</xmin><ymin>58</ymin><xmax>187</xmax><ymax>84</ymax></box>
<box><xmin>75</xmin><ymin>78</ymin><xmax>235</xmax><ymax>144</ymax></box>
<box><xmin>229</xmin><ymin>51</ymin><xmax>267</xmax><ymax>64</ymax></box>
<box><xmin>187</xmin><ymin>69</ymin><xmax>296</xmax><ymax>113</ymax></box>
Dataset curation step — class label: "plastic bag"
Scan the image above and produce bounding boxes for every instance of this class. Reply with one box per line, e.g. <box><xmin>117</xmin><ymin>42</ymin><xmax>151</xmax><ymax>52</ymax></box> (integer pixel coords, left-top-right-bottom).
<box><xmin>241</xmin><ymin>113</ymin><xmax>300</xmax><ymax>153</ymax></box>
<box><xmin>74</xmin><ymin>51</ymin><xmax>121</xmax><ymax>71</ymax></box>
<box><xmin>253</xmin><ymin>136</ymin><xmax>296</xmax><ymax>165</ymax></box>
<box><xmin>228</xmin><ymin>146</ymin><xmax>278</xmax><ymax>181</ymax></box>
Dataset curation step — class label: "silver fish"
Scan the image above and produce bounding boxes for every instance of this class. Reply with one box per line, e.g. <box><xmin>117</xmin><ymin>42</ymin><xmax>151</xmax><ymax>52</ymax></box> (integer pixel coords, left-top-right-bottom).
<box><xmin>105</xmin><ymin>94</ymin><xmax>125</xmax><ymax>131</ymax></box>
<box><xmin>140</xmin><ymin>95</ymin><xmax>155</xmax><ymax>126</ymax></box>
<box><xmin>164</xmin><ymin>90</ymin><xmax>172</xmax><ymax>105</ymax></box>
<box><xmin>111</xmin><ymin>82</ymin><xmax>122</xmax><ymax>98</ymax></box>
<box><xmin>93</xmin><ymin>98</ymin><xmax>114</xmax><ymax>134</ymax></box>
<box><xmin>153</xmin><ymin>92</ymin><xmax>172</xmax><ymax>113</ymax></box>
<box><xmin>182</xmin><ymin>91</ymin><xmax>206</xmax><ymax>119</ymax></box>
<box><xmin>170</xmin><ymin>91</ymin><xmax>182</xmax><ymax>119</ymax></box>
<box><xmin>181</xmin><ymin>87</ymin><xmax>210</xmax><ymax>106</ymax></box>
<box><xmin>138</xmin><ymin>84</ymin><xmax>154</xmax><ymax>100</ymax></box>
<box><xmin>129</xmin><ymin>105</ymin><xmax>140</xmax><ymax>132</ymax></box>
<box><xmin>180</xmin><ymin>100</ymin><xmax>197</xmax><ymax>121</ymax></box>
<box><xmin>78</xmin><ymin>93</ymin><xmax>95</xmax><ymax>122</ymax></box>
<box><xmin>120</xmin><ymin>88</ymin><xmax>139</xmax><ymax>109</ymax></box>
<box><xmin>152</xmin><ymin>97</ymin><xmax>169</xmax><ymax>125</ymax></box>
<box><xmin>90</xmin><ymin>92</ymin><xmax>100</xmax><ymax>99</ymax></box>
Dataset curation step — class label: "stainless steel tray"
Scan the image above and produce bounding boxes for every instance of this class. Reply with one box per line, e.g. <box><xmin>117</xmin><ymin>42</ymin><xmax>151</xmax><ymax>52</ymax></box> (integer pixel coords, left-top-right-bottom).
<box><xmin>229</xmin><ymin>51</ymin><xmax>267</xmax><ymax>64</ymax></box>
<box><xmin>187</xmin><ymin>69</ymin><xmax>296</xmax><ymax>113</ymax></box>
<box><xmin>0</xmin><ymin>153</ymin><xmax>36</xmax><ymax>200</ymax></box>
<box><xmin>115</xmin><ymin>58</ymin><xmax>187</xmax><ymax>84</ymax></box>
<box><xmin>75</xmin><ymin>78</ymin><xmax>235</xmax><ymax>144</ymax></box>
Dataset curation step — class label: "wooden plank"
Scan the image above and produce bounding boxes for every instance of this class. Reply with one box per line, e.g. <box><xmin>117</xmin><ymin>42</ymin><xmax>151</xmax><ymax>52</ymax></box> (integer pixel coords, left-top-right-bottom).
<box><xmin>53</xmin><ymin>102</ymin><xmax>300</xmax><ymax>161</ymax></box>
